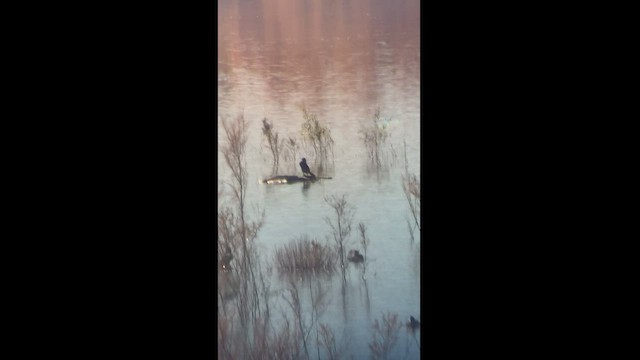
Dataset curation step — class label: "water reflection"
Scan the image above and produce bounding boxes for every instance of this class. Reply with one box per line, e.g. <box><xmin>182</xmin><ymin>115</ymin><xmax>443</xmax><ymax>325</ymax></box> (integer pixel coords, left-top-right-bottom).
<box><xmin>341</xmin><ymin>278</ymin><xmax>348</xmax><ymax>323</ymax></box>
<box><xmin>361</xmin><ymin>278</ymin><xmax>371</xmax><ymax>320</ymax></box>
<box><xmin>218</xmin><ymin>0</ymin><xmax>420</xmax><ymax>142</ymax></box>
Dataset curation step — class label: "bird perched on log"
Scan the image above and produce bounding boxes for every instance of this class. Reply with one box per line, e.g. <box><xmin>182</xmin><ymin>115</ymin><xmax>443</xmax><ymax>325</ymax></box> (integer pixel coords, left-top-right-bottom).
<box><xmin>299</xmin><ymin>158</ymin><xmax>316</xmax><ymax>180</ymax></box>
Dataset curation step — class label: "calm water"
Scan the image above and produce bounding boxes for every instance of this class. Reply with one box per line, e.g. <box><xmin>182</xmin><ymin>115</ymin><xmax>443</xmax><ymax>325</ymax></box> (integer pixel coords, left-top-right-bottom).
<box><xmin>218</xmin><ymin>0</ymin><xmax>420</xmax><ymax>358</ymax></box>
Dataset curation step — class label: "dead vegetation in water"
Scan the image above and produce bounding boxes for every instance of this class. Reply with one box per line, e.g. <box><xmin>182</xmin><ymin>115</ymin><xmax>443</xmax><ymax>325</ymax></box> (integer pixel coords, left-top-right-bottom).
<box><xmin>401</xmin><ymin>140</ymin><xmax>421</xmax><ymax>233</ymax></box>
<box><xmin>274</xmin><ymin>236</ymin><xmax>335</xmax><ymax>276</ymax></box>
<box><xmin>282</xmin><ymin>136</ymin><xmax>301</xmax><ymax>172</ymax></box>
<box><xmin>219</xmin><ymin>113</ymin><xmax>345</xmax><ymax>360</ymax></box>
<box><xmin>369</xmin><ymin>312</ymin><xmax>403</xmax><ymax>360</ymax></box>
<box><xmin>358</xmin><ymin>222</ymin><xmax>370</xmax><ymax>280</ymax></box>
<box><xmin>282</xmin><ymin>276</ymin><xmax>332</xmax><ymax>360</ymax></box>
<box><xmin>300</xmin><ymin>105</ymin><xmax>334</xmax><ymax>164</ymax></box>
<box><xmin>219</xmin><ymin>113</ymin><xmax>270</xmax><ymax>329</ymax></box>
<box><xmin>218</xmin><ymin>312</ymin><xmax>303</xmax><ymax>360</ymax></box>
<box><xmin>262</xmin><ymin>117</ymin><xmax>285</xmax><ymax>174</ymax></box>
<box><xmin>218</xmin><ymin>112</ymin><xmax>418</xmax><ymax>360</ymax></box>
<box><xmin>325</xmin><ymin>194</ymin><xmax>355</xmax><ymax>278</ymax></box>
<box><xmin>360</xmin><ymin>107</ymin><xmax>391</xmax><ymax>168</ymax></box>
<box><xmin>318</xmin><ymin>323</ymin><xmax>340</xmax><ymax>360</ymax></box>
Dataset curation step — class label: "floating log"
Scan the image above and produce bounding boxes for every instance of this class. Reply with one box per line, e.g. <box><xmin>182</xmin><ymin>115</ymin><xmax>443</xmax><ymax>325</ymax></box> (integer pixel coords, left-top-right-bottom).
<box><xmin>261</xmin><ymin>175</ymin><xmax>332</xmax><ymax>185</ymax></box>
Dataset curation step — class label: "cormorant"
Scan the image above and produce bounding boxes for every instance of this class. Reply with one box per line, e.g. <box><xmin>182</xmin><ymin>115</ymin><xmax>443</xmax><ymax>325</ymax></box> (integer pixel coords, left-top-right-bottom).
<box><xmin>299</xmin><ymin>158</ymin><xmax>316</xmax><ymax>179</ymax></box>
<box><xmin>408</xmin><ymin>316</ymin><xmax>420</xmax><ymax>329</ymax></box>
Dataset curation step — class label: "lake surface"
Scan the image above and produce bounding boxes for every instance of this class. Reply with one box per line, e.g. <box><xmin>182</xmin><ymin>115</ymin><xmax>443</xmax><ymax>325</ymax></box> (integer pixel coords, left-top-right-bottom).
<box><xmin>218</xmin><ymin>0</ymin><xmax>421</xmax><ymax>358</ymax></box>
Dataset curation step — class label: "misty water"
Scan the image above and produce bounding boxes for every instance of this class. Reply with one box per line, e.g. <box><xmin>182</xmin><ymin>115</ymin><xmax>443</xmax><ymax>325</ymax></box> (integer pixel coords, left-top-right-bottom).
<box><xmin>218</xmin><ymin>0</ymin><xmax>420</xmax><ymax>358</ymax></box>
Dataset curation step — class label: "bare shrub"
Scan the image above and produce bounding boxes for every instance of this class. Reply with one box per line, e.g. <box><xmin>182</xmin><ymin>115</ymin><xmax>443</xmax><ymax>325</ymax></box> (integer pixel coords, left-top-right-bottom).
<box><xmin>282</xmin><ymin>280</ymin><xmax>310</xmax><ymax>359</ymax></box>
<box><xmin>318</xmin><ymin>323</ymin><xmax>340</xmax><ymax>360</ymax></box>
<box><xmin>369</xmin><ymin>312</ymin><xmax>403</xmax><ymax>360</ymax></box>
<box><xmin>219</xmin><ymin>312</ymin><xmax>306</xmax><ymax>360</ymax></box>
<box><xmin>360</xmin><ymin>107</ymin><xmax>390</xmax><ymax>168</ymax></box>
<box><xmin>325</xmin><ymin>194</ymin><xmax>355</xmax><ymax>277</ymax></box>
<box><xmin>262</xmin><ymin>118</ymin><xmax>284</xmax><ymax>174</ymax></box>
<box><xmin>310</xmin><ymin>280</ymin><xmax>330</xmax><ymax>359</ymax></box>
<box><xmin>402</xmin><ymin>140</ymin><xmax>421</xmax><ymax>232</ymax></box>
<box><xmin>246</xmin><ymin>317</ymin><xmax>271</xmax><ymax>360</ymax></box>
<box><xmin>221</xmin><ymin>114</ymin><xmax>249</xmax><ymax>203</ymax></box>
<box><xmin>282</xmin><ymin>136</ymin><xmax>301</xmax><ymax>172</ymax></box>
<box><xmin>219</xmin><ymin>113</ymin><xmax>268</xmax><ymax>328</ymax></box>
<box><xmin>218</xmin><ymin>314</ymin><xmax>235</xmax><ymax>360</ymax></box>
<box><xmin>300</xmin><ymin>106</ymin><xmax>334</xmax><ymax>163</ymax></box>
<box><xmin>274</xmin><ymin>236</ymin><xmax>335</xmax><ymax>276</ymax></box>
<box><xmin>402</xmin><ymin>174</ymin><xmax>420</xmax><ymax>231</ymax></box>
<box><xmin>281</xmin><ymin>277</ymin><xmax>332</xmax><ymax>360</ymax></box>
<box><xmin>270</xmin><ymin>316</ymin><xmax>299</xmax><ymax>360</ymax></box>
<box><xmin>358</xmin><ymin>223</ymin><xmax>370</xmax><ymax>280</ymax></box>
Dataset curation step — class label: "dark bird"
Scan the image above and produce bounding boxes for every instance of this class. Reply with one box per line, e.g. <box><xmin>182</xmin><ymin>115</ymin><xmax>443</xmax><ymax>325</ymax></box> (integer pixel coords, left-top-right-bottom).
<box><xmin>347</xmin><ymin>249</ymin><xmax>364</xmax><ymax>263</ymax></box>
<box><xmin>299</xmin><ymin>158</ymin><xmax>316</xmax><ymax>179</ymax></box>
<box><xmin>407</xmin><ymin>316</ymin><xmax>420</xmax><ymax>329</ymax></box>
